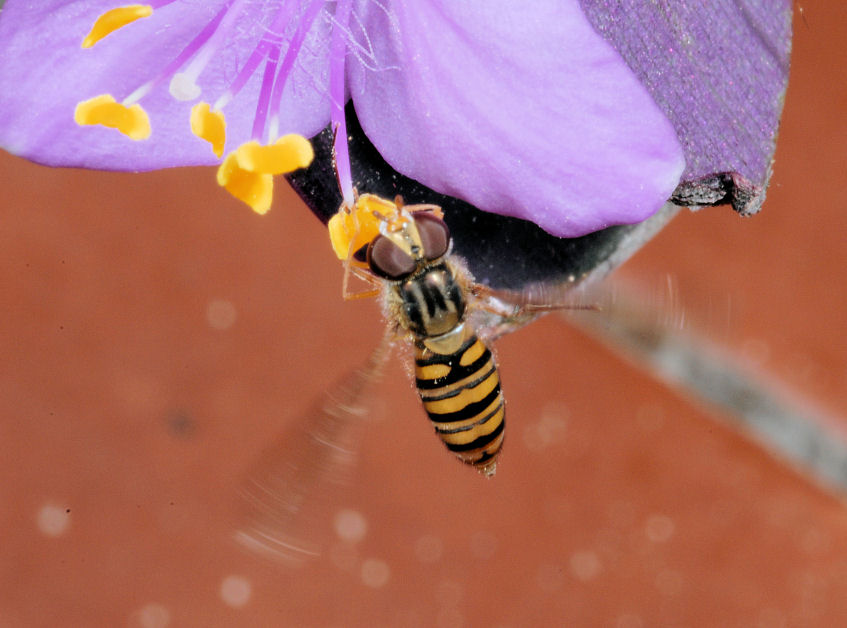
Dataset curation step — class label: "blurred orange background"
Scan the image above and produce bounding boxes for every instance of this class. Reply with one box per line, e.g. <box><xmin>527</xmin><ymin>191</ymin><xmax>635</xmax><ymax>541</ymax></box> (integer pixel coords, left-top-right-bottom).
<box><xmin>2</xmin><ymin>3</ymin><xmax>846</xmax><ymax>627</ymax></box>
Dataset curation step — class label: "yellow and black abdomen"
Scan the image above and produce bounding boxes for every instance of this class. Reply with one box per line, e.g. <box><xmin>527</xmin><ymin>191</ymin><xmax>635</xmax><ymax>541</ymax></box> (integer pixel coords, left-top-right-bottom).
<box><xmin>414</xmin><ymin>333</ymin><xmax>505</xmax><ymax>476</ymax></box>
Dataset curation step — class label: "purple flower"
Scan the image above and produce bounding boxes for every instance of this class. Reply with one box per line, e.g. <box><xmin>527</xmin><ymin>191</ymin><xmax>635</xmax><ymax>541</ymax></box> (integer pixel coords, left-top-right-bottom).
<box><xmin>0</xmin><ymin>0</ymin><xmax>686</xmax><ymax>237</ymax></box>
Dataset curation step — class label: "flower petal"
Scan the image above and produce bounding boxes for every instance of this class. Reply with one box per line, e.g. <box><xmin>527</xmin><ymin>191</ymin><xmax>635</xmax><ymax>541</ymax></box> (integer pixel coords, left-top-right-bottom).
<box><xmin>0</xmin><ymin>0</ymin><xmax>333</xmax><ymax>170</ymax></box>
<box><xmin>348</xmin><ymin>0</ymin><xmax>685</xmax><ymax>237</ymax></box>
<box><xmin>578</xmin><ymin>0</ymin><xmax>792</xmax><ymax>216</ymax></box>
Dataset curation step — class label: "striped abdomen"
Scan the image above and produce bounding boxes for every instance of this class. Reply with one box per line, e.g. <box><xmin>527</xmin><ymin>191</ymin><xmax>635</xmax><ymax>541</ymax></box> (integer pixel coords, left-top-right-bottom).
<box><xmin>414</xmin><ymin>333</ymin><xmax>505</xmax><ymax>476</ymax></box>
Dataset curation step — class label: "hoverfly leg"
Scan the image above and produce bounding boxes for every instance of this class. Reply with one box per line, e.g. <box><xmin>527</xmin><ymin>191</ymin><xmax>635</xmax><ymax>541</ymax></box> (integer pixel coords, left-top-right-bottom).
<box><xmin>340</xmin><ymin>222</ymin><xmax>381</xmax><ymax>300</ymax></box>
<box><xmin>342</xmin><ymin>266</ymin><xmax>382</xmax><ymax>301</ymax></box>
<box><xmin>473</xmin><ymin>282</ymin><xmax>601</xmax><ymax>316</ymax></box>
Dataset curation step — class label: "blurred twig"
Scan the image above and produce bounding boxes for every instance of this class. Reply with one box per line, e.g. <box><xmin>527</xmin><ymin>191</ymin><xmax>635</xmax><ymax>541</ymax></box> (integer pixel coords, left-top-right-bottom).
<box><xmin>566</xmin><ymin>281</ymin><xmax>847</xmax><ymax>495</ymax></box>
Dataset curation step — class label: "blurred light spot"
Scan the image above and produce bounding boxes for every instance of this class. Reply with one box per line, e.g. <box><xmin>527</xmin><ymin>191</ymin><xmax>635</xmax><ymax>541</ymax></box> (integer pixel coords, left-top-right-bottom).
<box><xmin>436</xmin><ymin>607</ymin><xmax>465</xmax><ymax>628</ymax></box>
<box><xmin>521</xmin><ymin>402</ymin><xmax>568</xmax><ymax>451</ymax></box>
<box><xmin>741</xmin><ymin>338</ymin><xmax>771</xmax><ymax>364</ymax></box>
<box><xmin>535</xmin><ymin>563</ymin><xmax>565</xmax><ymax>592</ymax></box>
<box><xmin>414</xmin><ymin>534</ymin><xmax>443</xmax><ymax>563</ymax></box>
<box><xmin>36</xmin><ymin>502</ymin><xmax>71</xmax><ymax>537</ymax></box>
<box><xmin>220</xmin><ymin>575</ymin><xmax>252</xmax><ymax>608</ymax></box>
<box><xmin>569</xmin><ymin>550</ymin><xmax>602</xmax><ymax>581</ymax></box>
<box><xmin>469</xmin><ymin>531</ymin><xmax>497</xmax><ymax>559</ymax></box>
<box><xmin>135</xmin><ymin>603</ymin><xmax>170</xmax><ymax>628</ymax></box>
<box><xmin>636</xmin><ymin>404</ymin><xmax>664</xmax><ymax>431</ymax></box>
<box><xmin>361</xmin><ymin>558</ymin><xmax>391</xmax><ymax>588</ymax></box>
<box><xmin>645</xmin><ymin>514</ymin><xmax>675</xmax><ymax>543</ymax></box>
<box><xmin>655</xmin><ymin>569</ymin><xmax>683</xmax><ymax>596</ymax></box>
<box><xmin>615</xmin><ymin>614</ymin><xmax>644</xmax><ymax>628</ymax></box>
<box><xmin>334</xmin><ymin>508</ymin><xmax>368</xmax><ymax>543</ymax></box>
<box><xmin>206</xmin><ymin>299</ymin><xmax>237</xmax><ymax>330</ymax></box>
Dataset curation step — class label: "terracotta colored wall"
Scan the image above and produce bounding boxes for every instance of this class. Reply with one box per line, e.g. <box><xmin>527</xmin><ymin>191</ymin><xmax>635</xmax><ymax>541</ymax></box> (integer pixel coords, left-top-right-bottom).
<box><xmin>1</xmin><ymin>3</ymin><xmax>846</xmax><ymax>627</ymax></box>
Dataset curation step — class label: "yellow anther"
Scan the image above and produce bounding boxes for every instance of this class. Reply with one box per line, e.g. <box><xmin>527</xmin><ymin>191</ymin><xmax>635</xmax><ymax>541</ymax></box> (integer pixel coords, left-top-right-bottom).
<box><xmin>82</xmin><ymin>5</ymin><xmax>153</xmax><ymax>48</ymax></box>
<box><xmin>327</xmin><ymin>194</ymin><xmax>395</xmax><ymax>260</ymax></box>
<box><xmin>217</xmin><ymin>136</ymin><xmax>312</xmax><ymax>214</ymax></box>
<box><xmin>234</xmin><ymin>134</ymin><xmax>314</xmax><ymax>175</ymax></box>
<box><xmin>74</xmin><ymin>94</ymin><xmax>151</xmax><ymax>140</ymax></box>
<box><xmin>190</xmin><ymin>102</ymin><xmax>226</xmax><ymax>158</ymax></box>
<box><xmin>217</xmin><ymin>152</ymin><xmax>274</xmax><ymax>215</ymax></box>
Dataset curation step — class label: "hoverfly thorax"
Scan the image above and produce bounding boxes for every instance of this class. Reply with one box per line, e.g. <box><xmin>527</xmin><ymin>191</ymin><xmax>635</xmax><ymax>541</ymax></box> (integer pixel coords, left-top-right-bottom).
<box><xmin>367</xmin><ymin>208</ymin><xmax>465</xmax><ymax>340</ymax></box>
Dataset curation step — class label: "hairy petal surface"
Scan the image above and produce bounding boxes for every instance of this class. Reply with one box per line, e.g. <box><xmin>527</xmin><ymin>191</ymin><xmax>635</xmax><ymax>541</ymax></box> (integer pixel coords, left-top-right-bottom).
<box><xmin>0</xmin><ymin>0</ymin><xmax>333</xmax><ymax>170</ymax></box>
<box><xmin>349</xmin><ymin>0</ymin><xmax>685</xmax><ymax>238</ymax></box>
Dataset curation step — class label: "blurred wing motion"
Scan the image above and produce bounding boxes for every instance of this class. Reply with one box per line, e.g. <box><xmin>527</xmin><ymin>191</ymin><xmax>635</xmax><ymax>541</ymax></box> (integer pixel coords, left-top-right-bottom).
<box><xmin>235</xmin><ymin>332</ymin><xmax>393</xmax><ymax>565</ymax></box>
<box><xmin>475</xmin><ymin>273</ymin><xmax>690</xmax><ymax>343</ymax></box>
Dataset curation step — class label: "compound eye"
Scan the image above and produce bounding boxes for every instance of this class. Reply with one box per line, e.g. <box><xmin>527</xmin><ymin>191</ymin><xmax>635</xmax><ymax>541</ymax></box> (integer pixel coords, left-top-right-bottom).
<box><xmin>367</xmin><ymin>235</ymin><xmax>416</xmax><ymax>280</ymax></box>
<box><xmin>413</xmin><ymin>212</ymin><xmax>450</xmax><ymax>260</ymax></box>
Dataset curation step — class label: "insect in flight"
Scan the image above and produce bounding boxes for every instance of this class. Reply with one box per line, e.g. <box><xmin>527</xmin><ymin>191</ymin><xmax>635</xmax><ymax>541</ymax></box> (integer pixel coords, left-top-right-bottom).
<box><xmin>328</xmin><ymin>193</ymin><xmax>516</xmax><ymax>476</ymax></box>
<box><xmin>236</xmin><ymin>192</ymin><xmax>591</xmax><ymax>562</ymax></box>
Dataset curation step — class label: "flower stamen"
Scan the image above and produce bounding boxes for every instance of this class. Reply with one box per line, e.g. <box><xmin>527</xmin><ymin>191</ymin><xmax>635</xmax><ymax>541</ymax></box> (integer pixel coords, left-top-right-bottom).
<box><xmin>130</xmin><ymin>1</ymin><xmax>232</xmax><ymax>105</ymax></box>
<box><xmin>190</xmin><ymin>102</ymin><xmax>226</xmax><ymax>157</ymax></box>
<box><xmin>329</xmin><ymin>0</ymin><xmax>354</xmax><ymax>208</ymax></box>
<box><xmin>235</xmin><ymin>135</ymin><xmax>314</xmax><ymax>176</ymax></box>
<box><xmin>250</xmin><ymin>44</ymin><xmax>283</xmax><ymax>143</ymax></box>
<box><xmin>169</xmin><ymin>0</ymin><xmax>241</xmax><ymax>102</ymax></box>
<box><xmin>216</xmin><ymin>153</ymin><xmax>274</xmax><ymax>215</ymax></box>
<box><xmin>76</xmin><ymin>1</ymin><xmax>324</xmax><ymax>213</ymax></box>
<box><xmin>211</xmin><ymin>2</ymin><xmax>326</xmax><ymax>214</ymax></box>
<box><xmin>74</xmin><ymin>94</ymin><xmax>151</xmax><ymax>140</ymax></box>
<box><xmin>212</xmin><ymin>2</ymin><xmax>300</xmax><ymax>112</ymax></box>
<box><xmin>80</xmin><ymin>1</ymin><xmax>180</xmax><ymax>49</ymax></box>
<box><xmin>81</xmin><ymin>4</ymin><xmax>152</xmax><ymax>49</ymax></box>
<box><xmin>327</xmin><ymin>193</ymin><xmax>391</xmax><ymax>261</ymax></box>
<box><xmin>215</xmin><ymin>133</ymin><xmax>313</xmax><ymax>215</ymax></box>
<box><xmin>267</xmin><ymin>0</ymin><xmax>326</xmax><ymax>142</ymax></box>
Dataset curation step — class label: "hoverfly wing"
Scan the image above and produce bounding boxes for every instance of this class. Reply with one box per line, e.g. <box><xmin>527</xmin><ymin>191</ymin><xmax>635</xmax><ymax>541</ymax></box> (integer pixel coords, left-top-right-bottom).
<box><xmin>471</xmin><ymin>273</ymin><xmax>687</xmax><ymax>342</ymax></box>
<box><xmin>235</xmin><ymin>333</ymin><xmax>393</xmax><ymax>565</ymax></box>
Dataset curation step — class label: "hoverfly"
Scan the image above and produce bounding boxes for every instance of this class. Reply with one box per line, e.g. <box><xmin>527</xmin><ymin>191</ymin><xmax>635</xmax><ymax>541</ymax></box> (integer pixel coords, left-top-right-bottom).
<box><xmin>328</xmin><ymin>193</ymin><xmax>518</xmax><ymax>476</ymax></box>
<box><xmin>236</xmin><ymin>192</ymin><xmax>584</xmax><ymax>562</ymax></box>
